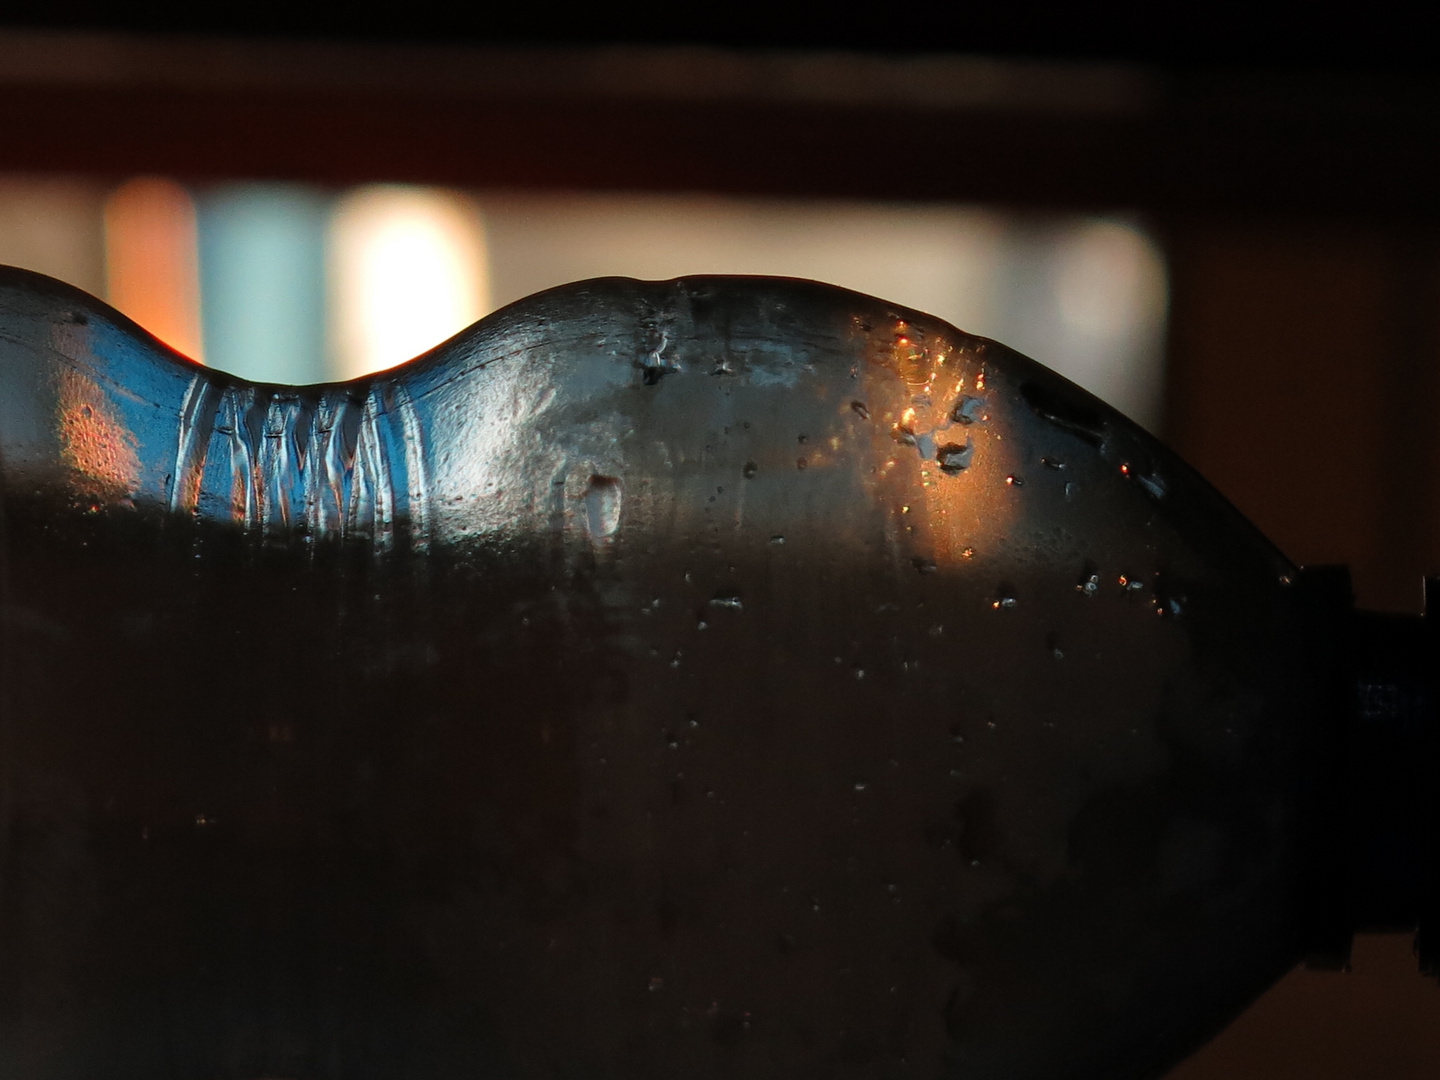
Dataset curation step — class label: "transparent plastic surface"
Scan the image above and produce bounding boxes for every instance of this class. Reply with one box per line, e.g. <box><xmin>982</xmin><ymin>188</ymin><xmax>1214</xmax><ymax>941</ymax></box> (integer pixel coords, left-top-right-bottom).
<box><xmin>0</xmin><ymin>268</ymin><xmax>1314</xmax><ymax>1078</ymax></box>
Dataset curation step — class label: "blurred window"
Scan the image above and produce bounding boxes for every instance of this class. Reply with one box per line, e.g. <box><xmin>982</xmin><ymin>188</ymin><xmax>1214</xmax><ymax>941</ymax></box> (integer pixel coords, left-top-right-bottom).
<box><xmin>0</xmin><ymin>176</ymin><xmax>1169</xmax><ymax>430</ymax></box>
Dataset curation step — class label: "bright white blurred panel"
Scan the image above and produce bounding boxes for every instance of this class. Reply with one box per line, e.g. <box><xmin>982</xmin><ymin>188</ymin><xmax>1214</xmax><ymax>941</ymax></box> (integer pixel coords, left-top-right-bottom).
<box><xmin>328</xmin><ymin>186</ymin><xmax>490</xmax><ymax>380</ymax></box>
<box><xmin>479</xmin><ymin>194</ymin><xmax>1168</xmax><ymax>431</ymax></box>
<box><xmin>197</xmin><ymin>184</ymin><xmax>329</xmax><ymax>384</ymax></box>
<box><xmin>984</xmin><ymin>217</ymin><xmax>1168</xmax><ymax>430</ymax></box>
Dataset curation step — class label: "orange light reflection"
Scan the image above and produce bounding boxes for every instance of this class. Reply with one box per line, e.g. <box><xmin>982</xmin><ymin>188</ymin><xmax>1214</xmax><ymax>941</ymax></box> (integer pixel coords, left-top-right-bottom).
<box><xmin>862</xmin><ymin>318</ymin><xmax>1020</xmax><ymax>572</ymax></box>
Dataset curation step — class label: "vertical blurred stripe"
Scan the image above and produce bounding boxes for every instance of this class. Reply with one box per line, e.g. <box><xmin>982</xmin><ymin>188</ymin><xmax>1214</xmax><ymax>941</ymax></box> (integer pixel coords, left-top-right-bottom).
<box><xmin>103</xmin><ymin>177</ymin><xmax>204</xmax><ymax>362</ymax></box>
<box><xmin>327</xmin><ymin>186</ymin><xmax>489</xmax><ymax>381</ymax></box>
<box><xmin>0</xmin><ymin>176</ymin><xmax>107</xmax><ymax>298</ymax></box>
<box><xmin>197</xmin><ymin>184</ymin><xmax>329</xmax><ymax>384</ymax></box>
<box><xmin>1049</xmin><ymin>220</ymin><xmax>1168</xmax><ymax>431</ymax></box>
<box><xmin>982</xmin><ymin>217</ymin><xmax>1168</xmax><ymax>432</ymax></box>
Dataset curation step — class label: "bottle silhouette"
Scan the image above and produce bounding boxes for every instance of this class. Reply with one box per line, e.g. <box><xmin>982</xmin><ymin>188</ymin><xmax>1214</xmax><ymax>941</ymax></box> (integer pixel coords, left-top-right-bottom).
<box><xmin>0</xmin><ymin>267</ymin><xmax>1427</xmax><ymax>1079</ymax></box>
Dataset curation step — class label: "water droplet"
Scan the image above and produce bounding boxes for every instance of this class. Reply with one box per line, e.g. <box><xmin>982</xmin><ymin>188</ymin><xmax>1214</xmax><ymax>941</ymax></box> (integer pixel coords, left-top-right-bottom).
<box><xmin>710</xmin><ymin>360</ymin><xmax>736</xmax><ymax>376</ymax></box>
<box><xmin>743</xmin><ymin>461</ymin><xmax>758</xmax><ymax>478</ymax></box>
<box><xmin>584</xmin><ymin>475</ymin><xmax>623</xmax><ymax>540</ymax></box>
<box><xmin>708</xmin><ymin>593</ymin><xmax>744</xmax><ymax>611</ymax></box>
<box><xmin>1042</xmin><ymin>456</ymin><xmax>1065</xmax><ymax>470</ymax></box>
<box><xmin>936</xmin><ymin>441</ymin><xmax>974</xmax><ymax>473</ymax></box>
<box><xmin>951</xmin><ymin>395</ymin><xmax>985</xmax><ymax>424</ymax></box>
<box><xmin>697</xmin><ymin>619</ymin><xmax>709</xmax><ymax>630</ymax></box>
<box><xmin>929</xmin><ymin>624</ymin><xmax>944</xmax><ymax>637</ymax></box>
<box><xmin>769</xmin><ymin>534</ymin><xmax>786</xmax><ymax>545</ymax></box>
<box><xmin>961</xmin><ymin>547</ymin><xmax>975</xmax><ymax>558</ymax></box>
<box><xmin>1077</xmin><ymin>567</ymin><xmax>1100</xmax><ymax>596</ymax></box>
<box><xmin>853</xmin><ymin>666</ymin><xmax>866</xmax><ymax>680</ymax></box>
<box><xmin>912</xmin><ymin>556</ymin><xmax>937</xmax><ymax>574</ymax></box>
<box><xmin>640</xmin><ymin>358</ymin><xmax>678</xmax><ymax>384</ymax></box>
<box><xmin>851</xmin><ymin>400</ymin><xmax>871</xmax><ymax>420</ymax></box>
<box><xmin>1005</xmin><ymin>475</ymin><xmax>1024</xmax><ymax>487</ymax></box>
<box><xmin>892</xmin><ymin>411</ymin><xmax>917</xmax><ymax>446</ymax></box>
<box><xmin>853</xmin><ymin>780</ymin><xmax>869</xmax><ymax>792</ymax></box>
<box><xmin>1064</xmin><ymin>481</ymin><xmax>1078</xmax><ymax>500</ymax></box>
<box><xmin>194</xmin><ymin>813</ymin><xmax>215</xmax><ymax>828</ymax></box>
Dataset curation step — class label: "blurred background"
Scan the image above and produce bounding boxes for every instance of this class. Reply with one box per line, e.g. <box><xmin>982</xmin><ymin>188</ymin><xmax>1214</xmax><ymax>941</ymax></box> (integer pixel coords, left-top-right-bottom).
<box><xmin>0</xmin><ymin>177</ymin><xmax>1169</xmax><ymax>427</ymax></box>
<box><xmin>1</xmin><ymin>7</ymin><xmax>1438</xmax><ymax>1078</ymax></box>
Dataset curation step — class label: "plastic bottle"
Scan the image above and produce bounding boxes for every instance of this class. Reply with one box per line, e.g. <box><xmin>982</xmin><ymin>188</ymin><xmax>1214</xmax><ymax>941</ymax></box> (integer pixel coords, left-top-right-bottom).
<box><xmin>0</xmin><ymin>267</ymin><xmax>1427</xmax><ymax>1079</ymax></box>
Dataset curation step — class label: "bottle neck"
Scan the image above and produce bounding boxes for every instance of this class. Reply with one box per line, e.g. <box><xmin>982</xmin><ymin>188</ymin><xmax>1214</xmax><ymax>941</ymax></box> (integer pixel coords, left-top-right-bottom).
<box><xmin>1298</xmin><ymin>566</ymin><xmax>1439</xmax><ymax>976</ymax></box>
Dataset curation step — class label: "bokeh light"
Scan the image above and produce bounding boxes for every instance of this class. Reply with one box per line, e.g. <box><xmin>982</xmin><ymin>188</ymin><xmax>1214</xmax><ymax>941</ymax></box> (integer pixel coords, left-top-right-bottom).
<box><xmin>327</xmin><ymin>186</ymin><xmax>490</xmax><ymax>381</ymax></box>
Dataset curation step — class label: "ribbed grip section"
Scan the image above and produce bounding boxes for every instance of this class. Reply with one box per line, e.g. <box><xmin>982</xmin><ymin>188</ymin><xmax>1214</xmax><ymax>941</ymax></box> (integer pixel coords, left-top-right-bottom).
<box><xmin>170</xmin><ymin>373</ymin><xmax>430</xmax><ymax>550</ymax></box>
